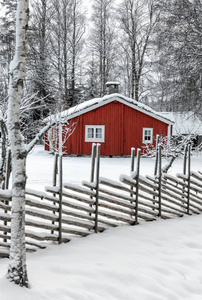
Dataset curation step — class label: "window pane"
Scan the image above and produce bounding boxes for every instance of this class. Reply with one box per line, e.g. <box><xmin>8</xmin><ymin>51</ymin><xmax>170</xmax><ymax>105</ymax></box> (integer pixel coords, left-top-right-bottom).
<box><xmin>144</xmin><ymin>128</ymin><xmax>152</xmax><ymax>143</ymax></box>
<box><xmin>88</xmin><ymin>128</ymin><xmax>94</xmax><ymax>138</ymax></box>
<box><xmin>96</xmin><ymin>128</ymin><xmax>102</xmax><ymax>138</ymax></box>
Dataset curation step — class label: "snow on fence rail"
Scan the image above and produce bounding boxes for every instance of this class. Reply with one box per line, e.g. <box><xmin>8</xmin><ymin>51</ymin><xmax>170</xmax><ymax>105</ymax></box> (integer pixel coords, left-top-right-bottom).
<box><xmin>0</xmin><ymin>143</ymin><xmax>202</xmax><ymax>258</ymax></box>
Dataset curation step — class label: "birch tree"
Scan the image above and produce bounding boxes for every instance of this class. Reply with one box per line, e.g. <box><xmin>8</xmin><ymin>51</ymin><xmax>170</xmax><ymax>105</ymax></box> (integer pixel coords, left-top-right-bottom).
<box><xmin>7</xmin><ymin>0</ymin><xmax>29</xmax><ymax>287</ymax></box>
<box><xmin>6</xmin><ymin>0</ymin><xmax>57</xmax><ymax>287</ymax></box>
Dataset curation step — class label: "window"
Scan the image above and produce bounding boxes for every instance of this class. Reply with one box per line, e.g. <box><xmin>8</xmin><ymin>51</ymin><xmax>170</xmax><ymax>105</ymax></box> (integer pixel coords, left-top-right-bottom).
<box><xmin>143</xmin><ymin>128</ymin><xmax>153</xmax><ymax>144</ymax></box>
<box><xmin>85</xmin><ymin>125</ymin><xmax>105</xmax><ymax>142</ymax></box>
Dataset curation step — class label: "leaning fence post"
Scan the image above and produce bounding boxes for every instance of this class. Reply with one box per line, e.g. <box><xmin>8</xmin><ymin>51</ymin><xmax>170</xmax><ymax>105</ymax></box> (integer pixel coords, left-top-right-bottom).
<box><xmin>130</xmin><ymin>148</ymin><xmax>135</xmax><ymax>198</ymax></box>
<box><xmin>183</xmin><ymin>145</ymin><xmax>188</xmax><ymax>175</ymax></box>
<box><xmin>5</xmin><ymin>148</ymin><xmax>11</xmax><ymax>190</ymax></box>
<box><xmin>58</xmin><ymin>154</ymin><xmax>63</xmax><ymax>243</ymax></box>
<box><xmin>182</xmin><ymin>145</ymin><xmax>188</xmax><ymax>210</ymax></box>
<box><xmin>134</xmin><ymin>148</ymin><xmax>140</xmax><ymax>225</ymax></box>
<box><xmin>187</xmin><ymin>144</ymin><xmax>191</xmax><ymax>215</ymax></box>
<box><xmin>53</xmin><ymin>153</ymin><xmax>59</xmax><ymax>187</ymax></box>
<box><xmin>90</xmin><ymin>143</ymin><xmax>96</xmax><ymax>183</ymax></box>
<box><xmin>51</xmin><ymin>153</ymin><xmax>58</xmax><ymax>234</ymax></box>
<box><xmin>158</xmin><ymin>144</ymin><xmax>162</xmax><ymax>217</ymax></box>
<box><xmin>89</xmin><ymin>143</ymin><xmax>96</xmax><ymax>218</ymax></box>
<box><xmin>154</xmin><ymin>135</ymin><xmax>160</xmax><ymax>176</ymax></box>
<box><xmin>94</xmin><ymin>144</ymin><xmax>100</xmax><ymax>233</ymax></box>
<box><xmin>3</xmin><ymin>148</ymin><xmax>11</xmax><ymax>242</ymax></box>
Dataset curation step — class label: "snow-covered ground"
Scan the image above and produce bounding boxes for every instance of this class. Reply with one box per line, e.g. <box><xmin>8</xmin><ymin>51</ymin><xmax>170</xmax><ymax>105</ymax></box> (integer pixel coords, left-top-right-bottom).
<box><xmin>1</xmin><ymin>146</ymin><xmax>202</xmax><ymax>299</ymax></box>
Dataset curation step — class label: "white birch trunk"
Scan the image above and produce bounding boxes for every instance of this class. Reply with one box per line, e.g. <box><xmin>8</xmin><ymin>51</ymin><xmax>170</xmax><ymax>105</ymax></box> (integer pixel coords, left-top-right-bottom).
<box><xmin>7</xmin><ymin>0</ymin><xmax>29</xmax><ymax>287</ymax></box>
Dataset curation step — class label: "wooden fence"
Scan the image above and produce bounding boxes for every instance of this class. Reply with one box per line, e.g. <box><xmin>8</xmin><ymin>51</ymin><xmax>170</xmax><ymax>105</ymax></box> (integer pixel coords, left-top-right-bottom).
<box><xmin>1</xmin><ymin>143</ymin><xmax>202</xmax><ymax>258</ymax></box>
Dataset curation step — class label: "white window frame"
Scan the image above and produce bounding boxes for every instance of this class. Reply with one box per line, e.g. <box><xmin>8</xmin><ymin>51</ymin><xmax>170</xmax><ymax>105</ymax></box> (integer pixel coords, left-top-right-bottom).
<box><xmin>143</xmin><ymin>127</ymin><xmax>153</xmax><ymax>144</ymax></box>
<box><xmin>85</xmin><ymin>125</ymin><xmax>105</xmax><ymax>143</ymax></box>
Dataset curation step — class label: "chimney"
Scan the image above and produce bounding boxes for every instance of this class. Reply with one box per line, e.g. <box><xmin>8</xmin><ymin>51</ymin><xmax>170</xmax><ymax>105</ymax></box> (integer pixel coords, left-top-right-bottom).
<box><xmin>105</xmin><ymin>81</ymin><xmax>120</xmax><ymax>94</ymax></box>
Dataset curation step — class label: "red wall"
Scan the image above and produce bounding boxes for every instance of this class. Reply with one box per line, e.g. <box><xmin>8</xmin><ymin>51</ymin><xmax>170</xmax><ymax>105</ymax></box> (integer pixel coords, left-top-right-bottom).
<box><xmin>46</xmin><ymin>101</ymin><xmax>169</xmax><ymax>156</ymax></box>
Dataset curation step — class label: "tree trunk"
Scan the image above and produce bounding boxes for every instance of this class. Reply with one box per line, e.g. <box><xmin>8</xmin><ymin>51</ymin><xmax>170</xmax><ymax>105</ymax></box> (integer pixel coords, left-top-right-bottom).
<box><xmin>7</xmin><ymin>0</ymin><xmax>29</xmax><ymax>287</ymax></box>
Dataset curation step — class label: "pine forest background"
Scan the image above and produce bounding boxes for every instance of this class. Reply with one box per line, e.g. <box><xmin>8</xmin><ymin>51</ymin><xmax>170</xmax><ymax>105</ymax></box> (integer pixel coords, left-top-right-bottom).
<box><xmin>0</xmin><ymin>0</ymin><xmax>201</xmax><ymax>142</ymax></box>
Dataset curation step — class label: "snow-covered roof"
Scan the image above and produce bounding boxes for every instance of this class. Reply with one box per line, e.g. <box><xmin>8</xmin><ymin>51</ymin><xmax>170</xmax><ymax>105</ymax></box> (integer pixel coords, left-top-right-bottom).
<box><xmin>160</xmin><ymin>112</ymin><xmax>202</xmax><ymax>135</ymax></box>
<box><xmin>45</xmin><ymin>94</ymin><xmax>174</xmax><ymax>125</ymax></box>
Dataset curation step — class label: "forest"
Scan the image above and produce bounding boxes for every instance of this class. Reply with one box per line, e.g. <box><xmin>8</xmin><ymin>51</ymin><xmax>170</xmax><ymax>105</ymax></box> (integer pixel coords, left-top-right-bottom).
<box><xmin>0</xmin><ymin>0</ymin><xmax>201</xmax><ymax>143</ymax></box>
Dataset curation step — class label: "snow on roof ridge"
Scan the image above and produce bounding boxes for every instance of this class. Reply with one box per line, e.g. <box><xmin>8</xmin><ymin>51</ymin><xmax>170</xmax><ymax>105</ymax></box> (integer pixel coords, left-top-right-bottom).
<box><xmin>45</xmin><ymin>93</ymin><xmax>173</xmax><ymax>124</ymax></box>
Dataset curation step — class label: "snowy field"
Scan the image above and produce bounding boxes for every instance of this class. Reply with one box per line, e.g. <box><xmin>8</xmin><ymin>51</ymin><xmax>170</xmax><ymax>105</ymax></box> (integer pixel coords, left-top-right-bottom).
<box><xmin>1</xmin><ymin>146</ymin><xmax>202</xmax><ymax>299</ymax></box>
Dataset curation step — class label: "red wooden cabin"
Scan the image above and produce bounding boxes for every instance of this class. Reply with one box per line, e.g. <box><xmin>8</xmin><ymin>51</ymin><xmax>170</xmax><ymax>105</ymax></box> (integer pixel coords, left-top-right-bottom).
<box><xmin>45</xmin><ymin>94</ymin><xmax>173</xmax><ymax>156</ymax></box>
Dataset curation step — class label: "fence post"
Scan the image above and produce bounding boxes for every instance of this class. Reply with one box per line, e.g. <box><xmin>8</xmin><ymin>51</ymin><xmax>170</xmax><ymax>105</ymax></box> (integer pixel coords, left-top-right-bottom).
<box><xmin>154</xmin><ymin>135</ymin><xmax>160</xmax><ymax>176</ymax></box>
<box><xmin>158</xmin><ymin>144</ymin><xmax>162</xmax><ymax>217</ymax></box>
<box><xmin>134</xmin><ymin>148</ymin><xmax>140</xmax><ymax>225</ymax></box>
<box><xmin>183</xmin><ymin>145</ymin><xmax>188</xmax><ymax>175</ymax></box>
<box><xmin>187</xmin><ymin>144</ymin><xmax>191</xmax><ymax>215</ymax></box>
<box><xmin>94</xmin><ymin>144</ymin><xmax>100</xmax><ymax>233</ymax></box>
<box><xmin>130</xmin><ymin>148</ymin><xmax>135</xmax><ymax>198</ymax></box>
<box><xmin>53</xmin><ymin>153</ymin><xmax>59</xmax><ymax>187</ymax></box>
<box><xmin>90</xmin><ymin>143</ymin><xmax>96</xmax><ymax>183</ymax></box>
<box><xmin>5</xmin><ymin>148</ymin><xmax>11</xmax><ymax>190</ymax></box>
<box><xmin>4</xmin><ymin>148</ymin><xmax>11</xmax><ymax>242</ymax></box>
<box><xmin>58</xmin><ymin>154</ymin><xmax>63</xmax><ymax>243</ymax></box>
<box><xmin>51</xmin><ymin>153</ymin><xmax>58</xmax><ymax>234</ymax></box>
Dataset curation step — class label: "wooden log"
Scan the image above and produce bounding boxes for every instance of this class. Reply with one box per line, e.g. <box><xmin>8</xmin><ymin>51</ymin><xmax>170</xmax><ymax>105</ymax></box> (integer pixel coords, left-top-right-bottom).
<box><xmin>191</xmin><ymin>171</ymin><xmax>202</xmax><ymax>181</ymax></box>
<box><xmin>60</xmin><ymin>200</ymin><xmax>94</xmax><ymax>214</ymax></box>
<box><xmin>160</xmin><ymin>193</ymin><xmax>186</xmax><ymax>212</ymax></box>
<box><xmin>62</xmin><ymin>217</ymin><xmax>95</xmax><ymax>230</ymax></box>
<box><xmin>0</xmin><ymin>234</ymin><xmax>10</xmax><ymax>240</ymax></box>
<box><xmin>61</xmin><ymin>228</ymin><xmax>90</xmax><ymax>237</ymax></box>
<box><xmin>62</xmin><ymin>209</ymin><xmax>94</xmax><ymax>222</ymax></box>
<box><xmin>98</xmin><ymin>202</ymin><xmax>134</xmax><ymax>216</ymax></box>
<box><xmin>189</xmin><ymin>193</ymin><xmax>202</xmax><ymax>208</ymax></box>
<box><xmin>134</xmin><ymin>174</ymin><xmax>158</xmax><ymax>190</ymax></box>
<box><xmin>25</xmin><ymin>231</ymin><xmax>59</xmax><ymax>241</ymax></box>
<box><xmin>160</xmin><ymin>208</ymin><xmax>183</xmax><ymax>217</ymax></box>
<box><xmin>97</xmin><ymin>219</ymin><xmax>118</xmax><ymax>228</ymax></box>
<box><xmin>83</xmin><ymin>181</ymin><xmax>136</xmax><ymax>202</ymax></box>
<box><xmin>98</xmin><ymin>193</ymin><xmax>134</xmax><ymax>210</ymax></box>
<box><xmin>46</xmin><ymin>187</ymin><xmax>95</xmax><ymax>206</ymax></box>
<box><xmin>100</xmin><ymin>177</ymin><xmax>136</xmax><ymax>194</ymax></box>
<box><xmin>0</xmin><ymin>192</ymin><xmax>12</xmax><ymax>202</ymax></box>
<box><xmin>147</xmin><ymin>175</ymin><xmax>187</xmax><ymax>197</ymax></box>
<box><xmin>25</xmin><ymin>219</ymin><xmax>58</xmax><ymax>231</ymax></box>
<box><xmin>0</xmin><ymin>213</ymin><xmax>11</xmax><ymax>222</ymax></box>
<box><xmin>121</xmin><ymin>176</ymin><xmax>158</xmax><ymax>197</ymax></box>
<box><xmin>25</xmin><ymin>241</ymin><xmax>46</xmax><ymax>249</ymax></box>
<box><xmin>98</xmin><ymin>210</ymin><xmax>134</xmax><ymax>224</ymax></box>
<box><xmin>0</xmin><ymin>250</ymin><xmax>9</xmax><ymax>258</ymax></box>
<box><xmin>0</xmin><ymin>201</ymin><xmax>11</xmax><ymax>210</ymax></box>
<box><xmin>25</xmin><ymin>198</ymin><xmax>59</xmax><ymax>212</ymax></box>
<box><xmin>160</xmin><ymin>187</ymin><xmax>187</xmax><ymax>208</ymax></box>
<box><xmin>63</xmin><ymin>183</ymin><xmax>96</xmax><ymax>197</ymax></box>
<box><xmin>25</xmin><ymin>208</ymin><xmax>58</xmax><ymax>222</ymax></box>
<box><xmin>177</xmin><ymin>174</ymin><xmax>202</xmax><ymax>193</ymax></box>
<box><xmin>0</xmin><ymin>241</ymin><xmax>10</xmax><ymax>248</ymax></box>
<box><xmin>26</xmin><ymin>188</ymin><xmax>58</xmax><ymax>201</ymax></box>
<box><xmin>137</xmin><ymin>213</ymin><xmax>156</xmax><ymax>221</ymax></box>
<box><xmin>98</xmin><ymin>191</ymin><xmax>137</xmax><ymax>217</ymax></box>
<box><xmin>99</xmin><ymin>191</ymin><xmax>157</xmax><ymax>214</ymax></box>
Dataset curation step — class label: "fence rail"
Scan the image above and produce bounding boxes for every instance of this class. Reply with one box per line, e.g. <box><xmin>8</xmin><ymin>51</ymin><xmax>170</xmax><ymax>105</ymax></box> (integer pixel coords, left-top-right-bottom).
<box><xmin>1</xmin><ymin>143</ymin><xmax>202</xmax><ymax>258</ymax></box>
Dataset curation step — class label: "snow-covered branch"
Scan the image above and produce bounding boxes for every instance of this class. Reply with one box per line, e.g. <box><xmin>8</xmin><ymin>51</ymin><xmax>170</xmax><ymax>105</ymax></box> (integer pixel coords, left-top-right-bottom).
<box><xmin>26</xmin><ymin>119</ymin><xmax>58</xmax><ymax>154</ymax></box>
